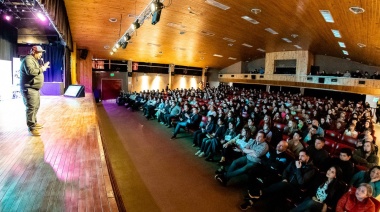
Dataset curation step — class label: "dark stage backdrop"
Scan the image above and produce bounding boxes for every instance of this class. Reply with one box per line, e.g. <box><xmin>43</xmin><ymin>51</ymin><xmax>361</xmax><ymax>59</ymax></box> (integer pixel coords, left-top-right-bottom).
<box><xmin>0</xmin><ymin>19</ymin><xmax>17</xmax><ymax>61</ymax></box>
<box><xmin>18</xmin><ymin>44</ymin><xmax>64</xmax><ymax>82</ymax></box>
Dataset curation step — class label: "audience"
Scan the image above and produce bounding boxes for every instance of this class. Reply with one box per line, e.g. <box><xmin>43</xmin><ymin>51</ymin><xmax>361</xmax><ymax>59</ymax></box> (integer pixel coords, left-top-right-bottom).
<box><xmin>336</xmin><ymin>183</ymin><xmax>375</xmax><ymax>212</ymax></box>
<box><xmin>120</xmin><ymin>84</ymin><xmax>380</xmax><ymax>211</ymax></box>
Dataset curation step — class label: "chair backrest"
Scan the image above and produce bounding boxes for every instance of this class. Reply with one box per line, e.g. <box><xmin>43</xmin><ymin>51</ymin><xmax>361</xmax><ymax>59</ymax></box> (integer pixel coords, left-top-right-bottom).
<box><xmin>325</xmin><ymin>130</ymin><xmax>341</xmax><ymax>140</ymax></box>
<box><xmin>340</xmin><ymin>135</ymin><xmax>358</xmax><ymax>148</ymax></box>
<box><xmin>274</xmin><ymin>122</ymin><xmax>286</xmax><ymax>132</ymax></box>
<box><xmin>332</xmin><ymin>143</ymin><xmax>355</xmax><ymax>157</ymax></box>
<box><xmin>324</xmin><ymin>139</ymin><xmax>337</xmax><ymax>155</ymax></box>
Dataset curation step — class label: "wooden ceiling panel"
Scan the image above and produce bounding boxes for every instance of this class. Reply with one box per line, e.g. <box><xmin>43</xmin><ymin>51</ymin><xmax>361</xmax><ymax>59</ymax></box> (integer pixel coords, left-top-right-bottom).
<box><xmin>63</xmin><ymin>0</ymin><xmax>380</xmax><ymax>68</ymax></box>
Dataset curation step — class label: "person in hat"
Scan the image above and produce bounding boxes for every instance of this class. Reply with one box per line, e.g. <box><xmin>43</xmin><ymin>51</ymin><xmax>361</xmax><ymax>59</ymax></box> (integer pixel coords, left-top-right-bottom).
<box><xmin>20</xmin><ymin>45</ymin><xmax>50</xmax><ymax>136</ymax></box>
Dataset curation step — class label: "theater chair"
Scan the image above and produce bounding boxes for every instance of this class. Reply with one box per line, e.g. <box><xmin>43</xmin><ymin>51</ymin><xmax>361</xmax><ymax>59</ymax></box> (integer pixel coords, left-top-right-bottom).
<box><xmin>340</xmin><ymin>135</ymin><xmax>358</xmax><ymax>148</ymax></box>
<box><xmin>273</xmin><ymin>122</ymin><xmax>286</xmax><ymax>133</ymax></box>
<box><xmin>325</xmin><ymin>130</ymin><xmax>341</xmax><ymax>141</ymax></box>
<box><xmin>323</xmin><ymin>139</ymin><xmax>337</xmax><ymax>155</ymax></box>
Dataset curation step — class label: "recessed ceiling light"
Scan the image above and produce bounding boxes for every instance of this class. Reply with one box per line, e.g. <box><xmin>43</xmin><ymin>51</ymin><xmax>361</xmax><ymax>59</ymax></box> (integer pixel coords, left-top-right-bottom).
<box><xmin>282</xmin><ymin>38</ymin><xmax>292</xmax><ymax>43</ymax></box>
<box><xmin>109</xmin><ymin>18</ymin><xmax>117</xmax><ymax>23</ymax></box>
<box><xmin>331</xmin><ymin>29</ymin><xmax>341</xmax><ymax>38</ymax></box>
<box><xmin>320</xmin><ymin>10</ymin><xmax>334</xmax><ymax>23</ymax></box>
<box><xmin>204</xmin><ymin>0</ymin><xmax>230</xmax><ymax>10</ymax></box>
<box><xmin>104</xmin><ymin>45</ymin><xmax>110</xmax><ymax>49</ymax></box>
<box><xmin>349</xmin><ymin>7</ymin><xmax>365</xmax><ymax>14</ymax></box>
<box><xmin>338</xmin><ymin>42</ymin><xmax>346</xmax><ymax>48</ymax></box>
<box><xmin>228</xmin><ymin>43</ymin><xmax>233</xmax><ymax>46</ymax></box>
<box><xmin>250</xmin><ymin>8</ymin><xmax>261</xmax><ymax>14</ymax></box>
<box><xmin>357</xmin><ymin>43</ymin><xmax>366</xmax><ymax>48</ymax></box>
<box><xmin>228</xmin><ymin>57</ymin><xmax>236</xmax><ymax>60</ymax></box>
<box><xmin>242</xmin><ymin>43</ymin><xmax>253</xmax><ymax>48</ymax></box>
<box><xmin>265</xmin><ymin>28</ymin><xmax>278</xmax><ymax>34</ymax></box>
<box><xmin>294</xmin><ymin>45</ymin><xmax>302</xmax><ymax>49</ymax></box>
<box><xmin>291</xmin><ymin>34</ymin><xmax>298</xmax><ymax>38</ymax></box>
<box><xmin>257</xmin><ymin>48</ymin><xmax>265</xmax><ymax>52</ymax></box>
<box><xmin>213</xmin><ymin>54</ymin><xmax>223</xmax><ymax>57</ymax></box>
<box><xmin>342</xmin><ymin>50</ymin><xmax>349</xmax><ymax>55</ymax></box>
<box><xmin>241</xmin><ymin>16</ymin><xmax>259</xmax><ymax>24</ymax></box>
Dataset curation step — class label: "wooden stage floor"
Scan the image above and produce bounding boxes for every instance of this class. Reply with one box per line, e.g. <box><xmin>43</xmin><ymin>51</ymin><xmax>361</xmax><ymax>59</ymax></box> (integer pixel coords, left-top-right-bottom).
<box><xmin>0</xmin><ymin>95</ymin><xmax>118</xmax><ymax>211</ymax></box>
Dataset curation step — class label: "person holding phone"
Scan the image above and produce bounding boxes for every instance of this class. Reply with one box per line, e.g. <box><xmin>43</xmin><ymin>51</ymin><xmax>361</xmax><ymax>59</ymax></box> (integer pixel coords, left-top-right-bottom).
<box><xmin>20</xmin><ymin>45</ymin><xmax>50</xmax><ymax>136</ymax></box>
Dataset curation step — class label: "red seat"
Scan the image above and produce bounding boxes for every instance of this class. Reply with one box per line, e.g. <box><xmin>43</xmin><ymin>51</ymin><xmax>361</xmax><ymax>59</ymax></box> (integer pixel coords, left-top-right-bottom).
<box><xmin>332</xmin><ymin>143</ymin><xmax>355</xmax><ymax>157</ymax></box>
<box><xmin>325</xmin><ymin>130</ymin><xmax>341</xmax><ymax>141</ymax></box>
<box><xmin>340</xmin><ymin>135</ymin><xmax>358</xmax><ymax>148</ymax></box>
<box><xmin>274</xmin><ymin>122</ymin><xmax>286</xmax><ymax>132</ymax></box>
<box><xmin>323</xmin><ymin>139</ymin><xmax>336</xmax><ymax>155</ymax></box>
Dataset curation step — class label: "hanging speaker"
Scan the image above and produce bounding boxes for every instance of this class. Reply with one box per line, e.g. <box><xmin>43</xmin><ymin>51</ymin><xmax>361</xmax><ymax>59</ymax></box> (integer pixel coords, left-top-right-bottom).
<box><xmin>80</xmin><ymin>49</ymin><xmax>88</xmax><ymax>59</ymax></box>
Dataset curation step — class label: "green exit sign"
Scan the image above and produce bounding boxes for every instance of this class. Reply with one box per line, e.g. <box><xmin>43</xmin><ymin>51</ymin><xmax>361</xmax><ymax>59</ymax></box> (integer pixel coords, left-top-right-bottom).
<box><xmin>110</xmin><ymin>73</ymin><xmax>115</xmax><ymax>77</ymax></box>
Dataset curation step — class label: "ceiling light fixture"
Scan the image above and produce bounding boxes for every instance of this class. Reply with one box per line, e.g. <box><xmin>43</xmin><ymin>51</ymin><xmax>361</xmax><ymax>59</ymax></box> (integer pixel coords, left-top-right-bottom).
<box><xmin>331</xmin><ymin>29</ymin><xmax>341</xmax><ymax>38</ymax></box>
<box><xmin>293</xmin><ymin>45</ymin><xmax>302</xmax><ymax>49</ymax></box>
<box><xmin>291</xmin><ymin>34</ymin><xmax>298</xmax><ymax>38</ymax></box>
<box><xmin>282</xmin><ymin>38</ymin><xmax>292</xmax><ymax>43</ymax></box>
<box><xmin>151</xmin><ymin>0</ymin><xmax>164</xmax><ymax>25</ymax></box>
<box><xmin>242</xmin><ymin>43</ymin><xmax>253</xmax><ymax>48</ymax></box>
<box><xmin>257</xmin><ymin>48</ymin><xmax>265</xmax><ymax>52</ymax></box>
<box><xmin>121</xmin><ymin>42</ymin><xmax>128</xmax><ymax>49</ymax></box>
<box><xmin>213</xmin><ymin>54</ymin><xmax>223</xmax><ymax>57</ymax></box>
<box><xmin>204</xmin><ymin>0</ymin><xmax>230</xmax><ymax>10</ymax></box>
<box><xmin>338</xmin><ymin>42</ymin><xmax>346</xmax><ymax>48</ymax></box>
<box><xmin>123</xmin><ymin>33</ymin><xmax>131</xmax><ymax>42</ymax></box>
<box><xmin>342</xmin><ymin>50</ymin><xmax>349</xmax><ymax>55</ymax></box>
<box><xmin>265</xmin><ymin>28</ymin><xmax>278</xmax><ymax>34</ymax></box>
<box><xmin>349</xmin><ymin>7</ymin><xmax>365</xmax><ymax>14</ymax></box>
<box><xmin>241</xmin><ymin>16</ymin><xmax>259</xmax><ymax>24</ymax></box>
<box><xmin>357</xmin><ymin>43</ymin><xmax>366</xmax><ymax>48</ymax></box>
<box><xmin>132</xmin><ymin>21</ymin><xmax>140</xmax><ymax>30</ymax></box>
<box><xmin>36</xmin><ymin>12</ymin><xmax>47</xmax><ymax>21</ymax></box>
<box><xmin>320</xmin><ymin>10</ymin><xmax>334</xmax><ymax>23</ymax></box>
<box><xmin>109</xmin><ymin>18</ymin><xmax>117</xmax><ymax>23</ymax></box>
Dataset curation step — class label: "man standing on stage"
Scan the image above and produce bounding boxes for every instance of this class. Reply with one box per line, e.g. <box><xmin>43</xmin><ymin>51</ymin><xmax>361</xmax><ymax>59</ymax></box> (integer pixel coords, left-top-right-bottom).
<box><xmin>20</xmin><ymin>46</ymin><xmax>50</xmax><ymax>136</ymax></box>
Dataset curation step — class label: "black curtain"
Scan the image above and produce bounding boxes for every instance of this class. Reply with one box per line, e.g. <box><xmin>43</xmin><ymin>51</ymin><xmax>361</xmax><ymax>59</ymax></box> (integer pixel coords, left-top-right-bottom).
<box><xmin>0</xmin><ymin>19</ymin><xmax>17</xmax><ymax>61</ymax></box>
<box><xmin>64</xmin><ymin>47</ymin><xmax>72</xmax><ymax>89</ymax></box>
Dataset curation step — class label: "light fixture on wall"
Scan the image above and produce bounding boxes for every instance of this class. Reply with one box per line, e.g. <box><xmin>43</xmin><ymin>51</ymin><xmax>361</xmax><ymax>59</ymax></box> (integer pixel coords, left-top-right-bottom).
<box><xmin>132</xmin><ymin>21</ymin><xmax>141</xmax><ymax>30</ymax></box>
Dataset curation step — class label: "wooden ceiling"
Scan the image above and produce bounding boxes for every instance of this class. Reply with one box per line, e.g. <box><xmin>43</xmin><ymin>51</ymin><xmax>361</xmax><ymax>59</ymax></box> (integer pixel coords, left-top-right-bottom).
<box><xmin>63</xmin><ymin>0</ymin><xmax>380</xmax><ymax>69</ymax></box>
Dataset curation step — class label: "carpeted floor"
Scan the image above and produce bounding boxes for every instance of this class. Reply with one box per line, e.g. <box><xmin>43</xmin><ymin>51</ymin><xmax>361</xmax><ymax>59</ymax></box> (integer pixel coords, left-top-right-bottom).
<box><xmin>96</xmin><ymin>100</ymin><xmax>247</xmax><ymax>212</ymax></box>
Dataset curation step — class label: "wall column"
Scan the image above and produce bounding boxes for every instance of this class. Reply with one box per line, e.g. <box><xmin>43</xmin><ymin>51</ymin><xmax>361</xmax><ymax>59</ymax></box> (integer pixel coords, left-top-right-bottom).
<box><xmin>169</xmin><ymin>64</ymin><xmax>174</xmax><ymax>89</ymax></box>
<box><xmin>70</xmin><ymin>42</ymin><xmax>77</xmax><ymax>84</ymax></box>
<box><xmin>202</xmin><ymin>67</ymin><xmax>208</xmax><ymax>88</ymax></box>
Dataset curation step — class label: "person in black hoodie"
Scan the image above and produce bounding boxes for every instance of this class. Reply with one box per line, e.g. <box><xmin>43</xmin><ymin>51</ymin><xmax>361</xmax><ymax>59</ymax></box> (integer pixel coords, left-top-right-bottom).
<box><xmin>290</xmin><ymin>166</ymin><xmax>345</xmax><ymax>212</ymax></box>
<box><xmin>327</xmin><ymin>148</ymin><xmax>354</xmax><ymax>184</ymax></box>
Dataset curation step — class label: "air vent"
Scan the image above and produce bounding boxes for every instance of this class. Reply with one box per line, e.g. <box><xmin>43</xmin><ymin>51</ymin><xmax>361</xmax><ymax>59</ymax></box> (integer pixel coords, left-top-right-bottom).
<box><xmin>265</xmin><ymin>28</ymin><xmax>278</xmax><ymax>34</ymax></box>
<box><xmin>204</xmin><ymin>0</ymin><xmax>230</xmax><ymax>10</ymax></box>
<box><xmin>357</xmin><ymin>43</ymin><xmax>366</xmax><ymax>48</ymax></box>
<box><xmin>349</xmin><ymin>7</ymin><xmax>365</xmax><ymax>14</ymax></box>
<box><xmin>109</xmin><ymin>18</ymin><xmax>117</xmax><ymax>22</ymax></box>
<box><xmin>241</xmin><ymin>16</ymin><xmax>259</xmax><ymax>24</ymax></box>
<box><xmin>242</xmin><ymin>43</ymin><xmax>253</xmax><ymax>48</ymax></box>
<box><xmin>200</xmin><ymin>30</ymin><xmax>215</xmax><ymax>36</ymax></box>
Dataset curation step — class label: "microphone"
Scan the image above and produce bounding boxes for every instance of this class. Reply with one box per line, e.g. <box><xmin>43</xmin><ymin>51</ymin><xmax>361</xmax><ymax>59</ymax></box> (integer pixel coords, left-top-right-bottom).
<box><xmin>40</xmin><ymin>58</ymin><xmax>45</xmax><ymax>66</ymax></box>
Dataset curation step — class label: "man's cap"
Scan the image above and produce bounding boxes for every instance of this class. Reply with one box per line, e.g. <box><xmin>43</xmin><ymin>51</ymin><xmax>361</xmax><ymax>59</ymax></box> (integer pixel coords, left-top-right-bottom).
<box><xmin>31</xmin><ymin>46</ymin><xmax>46</xmax><ymax>53</ymax></box>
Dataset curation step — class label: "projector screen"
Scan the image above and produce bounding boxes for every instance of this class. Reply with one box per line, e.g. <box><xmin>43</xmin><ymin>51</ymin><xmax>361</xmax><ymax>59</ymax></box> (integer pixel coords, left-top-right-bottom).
<box><xmin>64</xmin><ymin>85</ymin><xmax>85</xmax><ymax>97</ymax></box>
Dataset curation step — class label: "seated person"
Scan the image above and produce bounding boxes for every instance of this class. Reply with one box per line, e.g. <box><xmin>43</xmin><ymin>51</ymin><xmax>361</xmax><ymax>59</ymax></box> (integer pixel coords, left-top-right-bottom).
<box><xmin>306</xmin><ymin>137</ymin><xmax>330</xmax><ymax>170</ymax></box>
<box><xmin>215</xmin><ymin>131</ymin><xmax>269</xmax><ymax>186</ymax></box>
<box><xmin>192</xmin><ymin>115</ymin><xmax>215</xmax><ymax>147</ymax></box>
<box><xmin>343</xmin><ymin>123</ymin><xmax>359</xmax><ymax>139</ymax></box>
<box><xmin>262</xmin><ymin>123</ymin><xmax>272</xmax><ymax>143</ymax></box>
<box><xmin>350</xmin><ymin>166</ymin><xmax>380</xmax><ymax>198</ymax></box>
<box><xmin>170</xmin><ymin>107</ymin><xmax>200</xmax><ymax>139</ymax></box>
<box><xmin>164</xmin><ymin>101</ymin><xmax>181</xmax><ymax>128</ymax></box>
<box><xmin>328</xmin><ymin>148</ymin><xmax>355</xmax><ymax>184</ymax></box>
<box><xmin>219</xmin><ymin>127</ymin><xmax>252</xmax><ymax>165</ymax></box>
<box><xmin>336</xmin><ymin>183</ymin><xmax>375</xmax><ymax>212</ymax></box>
<box><xmin>290</xmin><ymin>166</ymin><xmax>345</xmax><ymax>212</ymax></box>
<box><xmin>303</xmin><ymin>125</ymin><xmax>318</xmax><ymax>145</ymax></box>
<box><xmin>352</xmin><ymin>141</ymin><xmax>379</xmax><ymax>169</ymax></box>
<box><xmin>240</xmin><ymin>150</ymin><xmax>317</xmax><ymax>211</ymax></box>
<box><xmin>287</xmin><ymin>131</ymin><xmax>305</xmax><ymax>158</ymax></box>
<box><xmin>244</xmin><ymin>118</ymin><xmax>257</xmax><ymax>137</ymax></box>
<box><xmin>195</xmin><ymin>117</ymin><xmax>226</xmax><ymax>159</ymax></box>
<box><xmin>283</xmin><ymin>120</ymin><xmax>298</xmax><ymax>136</ymax></box>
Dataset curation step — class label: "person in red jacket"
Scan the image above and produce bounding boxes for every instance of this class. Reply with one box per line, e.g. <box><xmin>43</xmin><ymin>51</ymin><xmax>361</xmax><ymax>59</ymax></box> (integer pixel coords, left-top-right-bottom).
<box><xmin>336</xmin><ymin>183</ymin><xmax>375</xmax><ymax>212</ymax></box>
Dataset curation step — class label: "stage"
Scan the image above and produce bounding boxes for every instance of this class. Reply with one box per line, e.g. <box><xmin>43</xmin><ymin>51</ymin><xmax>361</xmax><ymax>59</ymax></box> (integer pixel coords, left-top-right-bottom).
<box><xmin>0</xmin><ymin>95</ymin><xmax>117</xmax><ymax>211</ymax></box>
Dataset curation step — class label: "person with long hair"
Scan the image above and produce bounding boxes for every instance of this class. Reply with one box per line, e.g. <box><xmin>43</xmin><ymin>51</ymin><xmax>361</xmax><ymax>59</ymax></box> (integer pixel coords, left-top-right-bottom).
<box><xmin>290</xmin><ymin>166</ymin><xmax>344</xmax><ymax>212</ymax></box>
<box><xmin>350</xmin><ymin>166</ymin><xmax>380</xmax><ymax>198</ymax></box>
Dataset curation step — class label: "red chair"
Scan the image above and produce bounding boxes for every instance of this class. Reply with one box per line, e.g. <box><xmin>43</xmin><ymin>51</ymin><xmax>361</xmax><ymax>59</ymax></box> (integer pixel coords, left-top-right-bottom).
<box><xmin>273</xmin><ymin>122</ymin><xmax>286</xmax><ymax>133</ymax></box>
<box><xmin>325</xmin><ymin>130</ymin><xmax>341</xmax><ymax>141</ymax></box>
<box><xmin>340</xmin><ymin>135</ymin><xmax>358</xmax><ymax>148</ymax></box>
<box><xmin>332</xmin><ymin>143</ymin><xmax>355</xmax><ymax>157</ymax></box>
<box><xmin>324</xmin><ymin>139</ymin><xmax>336</xmax><ymax>155</ymax></box>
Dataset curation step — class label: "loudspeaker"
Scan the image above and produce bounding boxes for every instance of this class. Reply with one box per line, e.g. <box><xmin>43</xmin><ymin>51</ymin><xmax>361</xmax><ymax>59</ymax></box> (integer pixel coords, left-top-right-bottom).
<box><xmin>311</xmin><ymin>66</ymin><xmax>320</xmax><ymax>75</ymax></box>
<box><xmin>80</xmin><ymin>49</ymin><xmax>88</xmax><ymax>60</ymax></box>
<box><xmin>251</xmin><ymin>75</ymin><xmax>256</xmax><ymax>80</ymax></box>
<box><xmin>64</xmin><ymin>85</ymin><xmax>85</xmax><ymax>97</ymax></box>
<box><xmin>152</xmin><ymin>10</ymin><xmax>162</xmax><ymax>25</ymax></box>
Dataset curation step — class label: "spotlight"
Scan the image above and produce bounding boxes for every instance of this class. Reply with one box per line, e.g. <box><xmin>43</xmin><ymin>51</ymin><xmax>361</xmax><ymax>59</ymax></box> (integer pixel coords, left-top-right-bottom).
<box><xmin>150</xmin><ymin>0</ymin><xmax>164</xmax><ymax>13</ymax></box>
<box><xmin>132</xmin><ymin>21</ymin><xmax>140</xmax><ymax>30</ymax></box>
<box><xmin>112</xmin><ymin>47</ymin><xmax>117</xmax><ymax>52</ymax></box>
<box><xmin>151</xmin><ymin>1</ymin><xmax>164</xmax><ymax>25</ymax></box>
<box><xmin>110</xmin><ymin>52</ymin><xmax>114</xmax><ymax>55</ymax></box>
<box><xmin>37</xmin><ymin>12</ymin><xmax>47</xmax><ymax>21</ymax></box>
<box><xmin>121</xmin><ymin>42</ymin><xmax>128</xmax><ymax>49</ymax></box>
<box><xmin>115</xmin><ymin>43</ymin><xmax>120</xmax><ymax>48</ymax></box>
<box><xmin>4</xmin><ymin>14</ymin><xmax>11</xmax><ymax>21</ymax></box>
<box><xmin>123</xmin><ymin>33</ymin><xmax>131</xmax><ymax>42</ymax></box>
